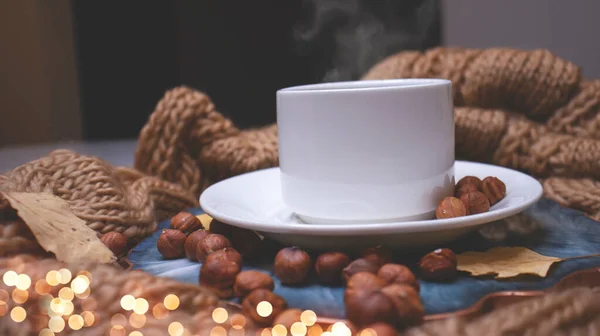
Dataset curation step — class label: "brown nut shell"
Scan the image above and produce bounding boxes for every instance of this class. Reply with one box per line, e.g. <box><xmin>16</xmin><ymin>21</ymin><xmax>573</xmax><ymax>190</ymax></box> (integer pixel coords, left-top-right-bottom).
<box><xmin>208</xmin><ymin>247</ymin><xmax>243</xmax><ymax>266</ymax></box>
<box><xmin>100</xmin><ymin>231</ymin><xmax>128</xmax><ymax>255</ymax></box>
<box><xmin>184</xmin><ymin>230</ymin><xmax>209</xmax><ymax>261</ymax></box>
<box><xmin>418</xmin><ymin>248</ymin><xmax>457</xmax><ymax>281</ymax></box>
<box><xmin>344</xmin><ymin>289</ymin><xmax>396</xmax><ymax>328</ymax></box>
<box><xmin>360</xmin><ymin>246</ymin><xmax>393</xmax><ymax>267</ymax></box>
<box><xmin>345</xmin><ymin>272</ymin><xmax>386</xmax><ymax>302</ymax></box>
<box><xmin>455</xmin><ymin>176</ymin><xmax>482</xmax><ymax>190</ymax></box>
<box><xmin>342</xmin><ymin>258</ymin><xmax>380</xmax><ymax>282</ymax></box>
<box><xmin>381</xmin><ymin>284</ymin><xmax>424</xmax><ymax>327</ymax></box>
<box><xmin>274</xmin><ymin>247</ymin><xmax>312</xmax><ymax>285</ymax></box>
<box><xmin>459</xmin><ymin>190</ymin><xmax>490</xmax><ymax>215</ymax></box>
<box><xmin>170</xmin><ymin>212</ymin><xmax>203</xmax><ymax>234</ymax></box>
<box><xmin>435</xmin><ymin>197</ymin><xmax>467</xmax><ymax>219</ymax></box>
<box><xmin>455</xmin><ymin>183</ymin><xmax>480</xmax><ymax>198</ymax></box>
<box><xmin>197</xmin><ymin>234</ymin><xmax>232</xmax><ymax>262</ymax></box>
<box><xmin>157</xmin><ymin>229</ymin><xmax>186</xmax><ymax>259</ymax></box>
<box><xmin>316</xmin><ymin>252</ymin><xmax>350</xmax><ymax>285</ymax></box>
<box><xmin>272</xmin><ymin>309</ymin><xmax>303</xmax><ymax>330</ymax></box>
<box><xmin>481</xmin><ymin>176</ymin><xmax>506</xmax><ymax>205</ymax></box>
<box><xmin>234</xmin><ymin>270</ymin><xmax>275</xmax><ymax>299</ymax></box>
<box><xmin>242</xmin><ymin>289</ymin><xmax>287</xmax><ymax>326</ymax></box>
<box><xmin>199</xmin><ymin>252</ymin><xmax>241</xmax><ymax>298</ymax></box>
<box><xmin>377</xmin><ymin>264</ymin><xmax>420</xmax><ymax>292</ymax></box>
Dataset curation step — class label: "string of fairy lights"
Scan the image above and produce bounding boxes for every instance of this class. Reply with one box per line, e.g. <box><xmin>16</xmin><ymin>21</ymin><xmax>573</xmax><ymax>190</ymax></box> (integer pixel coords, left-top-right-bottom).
<box><xmin>1</xmin><ymin>269</ymin><xmax>378</xmax><ymax>336</ymax></box>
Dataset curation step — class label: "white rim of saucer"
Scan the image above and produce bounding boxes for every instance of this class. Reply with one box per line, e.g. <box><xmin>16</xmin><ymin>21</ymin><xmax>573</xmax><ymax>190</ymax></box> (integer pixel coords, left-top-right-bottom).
<box><xmin>199</xmin><ymin>162</ymin><xmax>544</xmax><ymax>236</ymax></box>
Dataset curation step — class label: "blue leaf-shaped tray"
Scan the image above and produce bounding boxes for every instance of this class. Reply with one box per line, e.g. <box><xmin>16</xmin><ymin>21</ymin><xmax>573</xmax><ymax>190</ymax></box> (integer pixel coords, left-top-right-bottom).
<box><xmin>129</xmin><ymin>198</ymin><xmax>600</xmax><ymax>320</ymax></box>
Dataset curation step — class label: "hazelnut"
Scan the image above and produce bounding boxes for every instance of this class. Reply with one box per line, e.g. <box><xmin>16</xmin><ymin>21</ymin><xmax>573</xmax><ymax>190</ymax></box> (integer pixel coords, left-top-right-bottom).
<box><xmin>455</xmin><ymin>176</ymin><xmax>482</xmax><ymax>190</ymax></box>
<box><xmin>170</xmin><ymin>212</ymin><xmax>203</xmax><ymax>234</ymax></box>
<box><xmin>344</xmin><ymin>289</ymin><xmax>396</xmax><ymax>328</ymax></box>
<box><xmin>157</xmin><ymin>229</ymin><xmax>186</xmax><ymax>259</ymax></box>
<box><xmin>481</xmin><ymin>176</ymin><xmax>506</xmax><ymax>205</ymax></box>
<box><xmin>272</xmin><ymin>308</ymin><xmax>303</xmax><ymax>330</ymax></box>
<box><xmin>343</xmin><ymin>258</ymin><xmax>380</xmax><ymax>282</ymax></box>
<box><xmin>459</xmin><ymin>191</ymin><xmax>490</xmax><ymax>215</ymax></box>
<box><xmin>207</xmin><ymin>247</ymin><xmax>243</xmax><ymax>266</ymax></box>
<box><xmin>199</xmin><ymin>251</ymin><xmax>241</xmax><ymax>298</ymax></box>
<box><xmin>242</xmin><ymin>289</ymin><xmax>287</xmax><ymax>326</ymax></box>
<box><xmin>419</xmin><ymin>248</ymin><xmax>457</xmax><ymax>281</ymax></box>
<box><xmin>361</xmin><ymin>246</ymin><xmax>393</xmax><ymax>267</ymax></box>
<box><xmin>100</xmin><ymin>231</ymin><xmax>128</xmax><ymax>255</ymax></box>
<box><xmin>315</xmin><ymin>252</ymin><xmax>350</xmax><ymax>285</ymax></box>
<box><xmin>455</xmin><ymin>183</ymin><xmax>480</xmax><ymax>198</ymax></box>
<box><xmin>197</xmin><ymin>234</ymin><xmax>232</xmax><ymax>262</ymax></box>
<box><xmin>381</xmin><ymin>284</ymin><xmax>424</xmax><ymax>327</ymax></box>
<box><xmin>435</xmin><ymin>197</ymin><xmax>467</xmax><ymax>219</ymax></box>
<box><xmin>231</xmin><ymin>228</ymin><xmax>263</xmax><ymax>260</ymax></box>
<box><xmin>184</xmin><ymin>230</ymin><xmax>209</xmax><ymax>261</ymax></box>
<box><xmin>377</xmin><ymin>264</ymin><xmax>420</xmax><ymax>292</ymax></box>
<box><xmin>359</xmin><ymin>323</ymin><xmax>398</xmax><ymax>336</ymax></box>
<box><xmin>345</xmin><ymin>272</ymin><xmax>386</xmax><ymax>300</ymax></box>
<box><xmin>274</xmin><ymin>247</ymin><xmax>312</xmax><ymax>285</ymax></box>
<box><xmin>209</xmin><ymin>219</ymin><xmax>234</xmax><ymax>237</ymax></box>
<box><xmin>234</xmin><ymin>270</ymin><xmax>275</xmax><ymax>299</ymax></box>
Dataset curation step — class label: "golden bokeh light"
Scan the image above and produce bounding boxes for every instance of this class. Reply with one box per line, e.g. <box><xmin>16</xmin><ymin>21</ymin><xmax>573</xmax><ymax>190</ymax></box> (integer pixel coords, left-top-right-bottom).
<box><xmin>321</xmin><ymin>332</ymin><xmax>333</xmax><ymax>336</ymax></box>
<box><xmin>111</xmin><ymin>313</ymin><xmax>128</xmax><ymax>327</ymax></box>
<box><xmin>76</xmin><ymin>271</ymin><xmax>92</xmax><ymax>284</ymax></box>
<box><xmin>256</xmin><ymin>301</ymin><xmax>273</xmax><ymax>318</ymax></box>
<box><xmin>129</xmin><ymin>313</ymin><xmax>146</xmax><ymax>329</ymax></box>
<box><xmin>300</xmin><ymin>310</ymin><xmax>317</xmax><ymax>327</ymax></box>
<box><xmin>229</xmin><ymin>328</ymin><xmax>245</xmax><ymax>336</ymax></box>
<box><xmin>120</xmin><ymin>295</ymin><xmax>136</xmax><ymax>311</ymax></box>
<box><xmin>259</xmin><ymin>328</ymin><xmax>272</xmax><ymax>336</ymax></box>
<box><xmin>271</xmin><ymin>324</ymin><xmax>287</xmax><ymax>336</ymax></box>
<box><xmin>291</xmin><ymin>322</ymin><xmax>308</xmax><ymax>336</ymax></box>
<box><xmin>68</xmin><ymin>314</ymin><xmax>84</xmax><ymax>330</ymax></box>
<box><xmin>49</xmin><ymin>316</ymin><xmax>66</xmax><ymax>333</ymax></box>
<box><xmin>129</xmin><ymin>332</ymin><xmax>143</xmax><ymax>336</ymax></box>
<box><xmin>35</xmin><ymin>280</ymin><xmax>52</xmax><ymax>295</ymax></box>
<box><xmin>58</xmin><ymin>269</ymin><xmax>72</xmax><ymax>284</ymax></box>
<box><xmin>10</xmin><ymin>306</ymin><xmax>26</xmax><ymax>322</ymax></box>
<box><xmin>0</xmin><ymin>301</ymin><xmax>8</xmax><ymax>317</ymax></box>
<box><xmin>331</xmin><ymin>322</ymin><xmax>352</xmax><ymax>336</ymax></box>
<box><xmin>75</xmin><ymin>287</ymin><xmax>91</xmax><ymax>299</ymax></box>
<box><xmin>152</xmin><ymin>303</ymin><xmax>169</xmax><ymax>320</ymax></box>
<box><xmin>81</xmin><ymin>297</ymin><xmax>98</xmax><ymax>311</ymax></box>
<box><xmin>3</xmin><ymin>271</ymin><xmax>18</xmax><ymax>286</ymax></box>
<box><xmin>61</xmin><ymin>300</ymin><xmax>75</xmax><ymax>315</ymax></box>
<box><xmin>164</xmin><ymin>294</ymin><xmax>180</xmax><ymax>311</ymax></box>
<box><xmin>110</xmin><ymin>325</ymin><xmax>127</xmax><ymax>336</ymax></box>
<box><xmin>71</xmin><ymin>276</ymin><xmax>89</xmax><ymax>295</ymax></box>
<box><xmin>133</xmin><ymin>298</ymin><xmax>149</xmax><ymax>315</ymax></box>
<box><xmin>50</xmin><ymin>298</ymin><xmax>64</xmax><ymax>314</ymax></box>
<box><xmin>307</xmin><ymin>324</ymin><xmax>323</xmax><ymax>336</ymax></box>
<box><xmin>212</xmin><ymin>307</ymin><xmax>229</xmax><ymax>324</ymax></box>
<box><xmin>12</xmin><ymin>289</ymin><xmax>29</xmax><ymax>304</ymax></box>
<box><xmin>82</xmin><ymin>311</ymin><xmax>96</xmax><ymax>327</ymax></box>
<box><xmin>168</xmin><ymin>321</ymin><xmax>184</xmax><ymax>336</ymax></box>
<box><xmin>230</xmin><ymin>313</ymin><xmax>246</xmax><ymax>329</ymax></box>
<box><xmin>209</xmin><ymin>326</ymin><xmax>227</xmax><ymax>336</ymax></box>
<box><xmin>45</xmin><ymin>271</ymin><xmax>61</xmax><ymax>286</ymax></box>
<box><xmin>358</xmin><ymin>329</ymin><xmax>375</xmax><ymax>336</ymax></box>
<box><xmin>58</xmin><ymin>287</ymin><xmax>74</xmax><ymax>301</ymax></box>
<box><xmin>15</xmin><ymin>274</ymin><xmax>31</xmax><ymax>290</ymax></box>
<box><xmin>39</xmin><ymin>328</ymin><xmax>55</xmax><ymax>336</ymax></box>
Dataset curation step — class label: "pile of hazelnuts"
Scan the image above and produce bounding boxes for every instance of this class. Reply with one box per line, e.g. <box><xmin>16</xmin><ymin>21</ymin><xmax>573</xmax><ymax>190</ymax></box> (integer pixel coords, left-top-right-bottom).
<box><xmin>156</xmin><ymin>212</ymin><xmax>460</xmax><ymax>334</ymax></box>
<box><xmin>436</xmin><ymin>175</ymin><xmax>506</xmax><ymax>219</ymax></box>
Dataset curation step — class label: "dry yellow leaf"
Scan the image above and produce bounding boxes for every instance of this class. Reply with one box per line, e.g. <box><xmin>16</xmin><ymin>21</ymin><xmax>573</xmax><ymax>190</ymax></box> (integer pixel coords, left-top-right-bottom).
<box><xmin>1</xmin><ymin>191</ymin><xmax>116</xmax><ymax>264</ymax></box>
<box><xmin>457</xmin><ymin>247</ymin><xmax>562</xmax><ymax>278</ymax></box>
<box><xmin>196</xmin><ymin>213</ymin><xmax>213</xmax><ymax>230</ymax></box>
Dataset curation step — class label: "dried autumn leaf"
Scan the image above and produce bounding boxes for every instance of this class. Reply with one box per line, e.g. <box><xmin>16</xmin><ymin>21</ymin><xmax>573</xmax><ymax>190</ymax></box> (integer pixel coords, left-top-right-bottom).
<box><xmin>1</xmin><ymin>191</ymin><xmax>116</xmax><ymax>264</ymax></box>
<box><xmin>457</xmin><ymin>247</ymin><xmax>561</xmax><ymax>278</ymax></box>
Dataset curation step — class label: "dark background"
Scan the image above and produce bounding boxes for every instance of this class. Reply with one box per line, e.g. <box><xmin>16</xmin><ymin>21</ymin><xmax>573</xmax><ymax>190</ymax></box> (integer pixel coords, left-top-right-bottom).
<box><xmin>72</xmin><ymin>0</ymin><xmax>442</xmax><ymax>140</ymax></box>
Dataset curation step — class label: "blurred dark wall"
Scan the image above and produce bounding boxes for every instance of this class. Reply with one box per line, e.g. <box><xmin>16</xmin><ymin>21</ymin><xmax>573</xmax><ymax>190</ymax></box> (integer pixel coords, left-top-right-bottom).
<box><xmin>72</xmin><ymin>0</ymin><xmax>441</xmax><ymax>140</ymax></box>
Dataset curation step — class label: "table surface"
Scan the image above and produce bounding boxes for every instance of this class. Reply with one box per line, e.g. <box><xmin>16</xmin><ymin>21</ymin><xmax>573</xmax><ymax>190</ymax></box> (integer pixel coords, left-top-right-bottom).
<box><xmin>0</xmin><ymin>139</ymin><xmax>138</xmax><ymax>173</ymax></box>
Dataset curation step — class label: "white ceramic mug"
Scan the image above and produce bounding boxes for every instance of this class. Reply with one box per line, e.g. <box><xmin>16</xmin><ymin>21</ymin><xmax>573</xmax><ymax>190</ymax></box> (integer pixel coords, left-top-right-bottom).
<box><xmin>276</xmin><ymin>79</ymin><xmax>455</xmax><ymax>224</ymax></box>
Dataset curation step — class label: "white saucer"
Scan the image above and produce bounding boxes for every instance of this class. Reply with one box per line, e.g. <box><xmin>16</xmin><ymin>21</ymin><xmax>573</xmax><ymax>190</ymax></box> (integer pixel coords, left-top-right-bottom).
<box><xmin>199</xmin><ymin>161</ymin><xmax>543</xmax><ymax>250</ymax></box>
